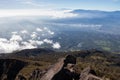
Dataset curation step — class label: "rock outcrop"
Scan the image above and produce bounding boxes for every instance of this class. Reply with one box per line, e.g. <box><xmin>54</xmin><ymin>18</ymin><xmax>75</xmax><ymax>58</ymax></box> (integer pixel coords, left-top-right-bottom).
<box><xmin>80</xmin><ymin>67</ymin><xmax>103</xmax><ymax>80</ymax></box>
<box><xmin>15</xmin><ymin>57</ymin><xmax>103</xmax><ymax>80</ymax></box>
<box><xmin>28</xmin><ymin>68</ymin><xmax>46</xmax><ymax>80</ymax></box>
<box><xmin>40</xmin><ymin>58</ymin><xmax>65</xmax><ymax>80</ymax></box>
<box><xmin>0</xmin><ymin>59</ymin><xmax>27</xmax><ymax>80</ymax></box>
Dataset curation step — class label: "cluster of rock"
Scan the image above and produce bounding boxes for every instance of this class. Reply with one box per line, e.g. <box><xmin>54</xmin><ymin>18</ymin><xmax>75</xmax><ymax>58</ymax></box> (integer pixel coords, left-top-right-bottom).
<box><xmin>16</xmin><ymin>68</ymin><xmax>46</xmax><ymax>80</ymax></box>
<box><xmin>80</xmin><ymin>67</ymin><xmax>103</xmax><ymax>80</ymax></box>
<box><xmin>0</xmin><ymin>56</ymin><xmax>104</xmax><ymax>80</ymax></box>
<box><xmin>28</xmin><ymin>58</ymin><xmax>103</xmax><ymax>80</ymax></box>
<box><xmin>28</xmin><ymin>68</ymin><xmax>46</xmax><ymax>80</ymax></box>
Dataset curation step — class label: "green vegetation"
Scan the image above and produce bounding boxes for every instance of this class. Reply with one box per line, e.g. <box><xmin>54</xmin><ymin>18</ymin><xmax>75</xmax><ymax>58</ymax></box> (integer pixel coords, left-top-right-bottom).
<box><xmin>52</xmin><ymin>31</ymin><xmax>120</xmax><ymax>52</ymax></box>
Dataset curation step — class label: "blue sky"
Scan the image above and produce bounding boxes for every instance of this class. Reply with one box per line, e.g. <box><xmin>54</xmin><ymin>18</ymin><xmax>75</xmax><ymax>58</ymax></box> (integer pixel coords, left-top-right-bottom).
<box><xmin>0</xmin><ymin>0</ymin><xmax>120</xmax><ymax>11</ymax></box>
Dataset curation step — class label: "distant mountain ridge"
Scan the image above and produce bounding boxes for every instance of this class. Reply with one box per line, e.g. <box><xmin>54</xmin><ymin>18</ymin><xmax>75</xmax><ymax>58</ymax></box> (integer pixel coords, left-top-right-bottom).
<box><xmin>0</xmin><ymin>48</ymin><xmax>54</xmax><ymax>58</ymax></box>
<box><xmin>72</xmin><ymin>9</ymin><xmax>120</xmax><ymax>17</ymax></box>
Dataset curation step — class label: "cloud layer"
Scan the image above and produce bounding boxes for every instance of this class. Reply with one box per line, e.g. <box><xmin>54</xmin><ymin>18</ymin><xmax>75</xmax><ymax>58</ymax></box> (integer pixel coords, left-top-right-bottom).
<box><xmin>0</xmin><ymin>27</ymin><xmax>61</xmax><ymax>53</ymax></box>
<box><xmin>0</xmin><ymin>9</ymin><xmax>78</xmax><ymax>18</ymax></box>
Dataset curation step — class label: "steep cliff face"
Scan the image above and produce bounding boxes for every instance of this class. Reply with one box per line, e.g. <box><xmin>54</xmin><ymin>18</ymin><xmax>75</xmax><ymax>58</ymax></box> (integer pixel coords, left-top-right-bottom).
<box><xmin>0</xmin><ymin>59</ymin><xmax>27</xmax><ymax>80</ymax></box>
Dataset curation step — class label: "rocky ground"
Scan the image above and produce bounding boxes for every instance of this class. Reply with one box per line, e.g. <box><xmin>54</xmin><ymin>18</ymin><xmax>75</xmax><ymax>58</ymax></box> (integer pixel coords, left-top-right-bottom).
<box><xmin>0</xmin><ymin>48</ymin><xmax>120</xmax><ymax>80</ymax></box>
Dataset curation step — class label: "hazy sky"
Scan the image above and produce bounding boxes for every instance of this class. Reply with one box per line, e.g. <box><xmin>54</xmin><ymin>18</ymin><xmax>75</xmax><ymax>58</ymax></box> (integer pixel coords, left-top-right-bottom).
<box><xmin>0</xmin><ymin>0</ymin><xmax>120</xmax><ymax>18</ymax></box>
<box><xmin>0</xmin><ymin>0</ymin><xmax>120</xmax><ymax>11</ymax></box>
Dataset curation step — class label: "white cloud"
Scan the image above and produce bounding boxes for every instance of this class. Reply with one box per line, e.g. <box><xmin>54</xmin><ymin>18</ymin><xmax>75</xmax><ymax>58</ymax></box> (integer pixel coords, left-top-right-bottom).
<box><xmin>28</xmin><ymin>40</ymin><xmax>44</xmax><ymax>45</ymax></box>
<box><xmin>0</xmin><ymin>9</ymin><xmax>78</xmax><ymax>18</ymax></box>
<box><xmin>0</xmin><ymin>27</ymin><xmax>61</xmax><ymax>53</ymax></box>
<box><xmin>48</xmin><ymin>30</ymin><xmax>55</xmax><ymax>35</ymax></box>
<box><xmin>11</xmin><ymin>31</ymin><xmax>18</xmax><ymax>35</ymax></box>
<box><xmin>0</xmin><ymin>38</ymin><xmax>8</xmax><ymax>42</ymax></box>
<box><xmin>0</xmin><ymin>38</ymin><xmax>20</xmax><ymax>53</ymax></box>
<box><xmin>21</xmin><ymin>41</ymin><xmax>37</xmax><ymax>49</ymax></box>
<box><xmin>0</xmin><ymin>37</ymin><xmax>43</xmax><ymax>53</ymax></box>
<box><xmin>31</xmin><ymin>32</ymin><xmax>37</xmax><ymax>39</ymax></box>
<box><xmin>52</xmin><ymin>42</ymin><xmax>61</xmax><ymax>49</ymax></box>
<box><xmin>42</xmin><ymin>27</ymin><xmax>54</xmax><ymax>35</ymax></box>
<box><xmin>20</xmin><ymin>30</ymin><xmax>28</xmax><ymax>34</ymax></box>
<box><xmin>23</xmin><ymin>1</ymin><xmax>44</xmax><ymax>7</ymax></box>
<box><xmin>36</xmin><ymin>28</ymin><xmax>43</xmax><ymax>32</ymax></box>
<box><xmin>44</xmin><ymin>27</ymin><xmax>48</xmax><ymax>30</ymax></box>
<box><xmin>43</xmin><ymin>39</ymin><xmax>53</xmax><ymax>44</ymax></box>
<box><xmin>10</xmin><ymin>34</ymin><xmax>23</xmax><ymax>41</ymax></box>
<box><xmin>36</xmin><ymin>41</ymin><xmax>44</xmax><ymax>45</ymax></box>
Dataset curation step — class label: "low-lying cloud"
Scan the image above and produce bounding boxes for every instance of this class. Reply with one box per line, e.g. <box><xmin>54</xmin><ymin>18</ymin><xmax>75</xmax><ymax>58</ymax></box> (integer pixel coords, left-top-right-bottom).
<box><xmin>0</xmin><ymin>27</ymin><xmax>61</xmax><ymax>53</ymax></box>
<box><xmin>0</xmin><ymin>9</ymin><xmax>78</xmax><ymax>18</ymax></box>
<box><xmin>52</xmin><ymin>42</ymin><xmax>61</xmax><ymax>49</ymax></box>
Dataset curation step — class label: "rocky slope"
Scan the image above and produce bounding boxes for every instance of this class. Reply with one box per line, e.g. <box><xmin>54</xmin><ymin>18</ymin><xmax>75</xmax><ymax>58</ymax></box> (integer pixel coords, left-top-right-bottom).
<box><xmin>0</xmin><ymin>48</ymin><xmax>119</xmax><ymax>80</ymax></box>
<box><xmin>0</xmin><ymin>59</ymin><xmax>27</xmax><ymax>80</ymax></box>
